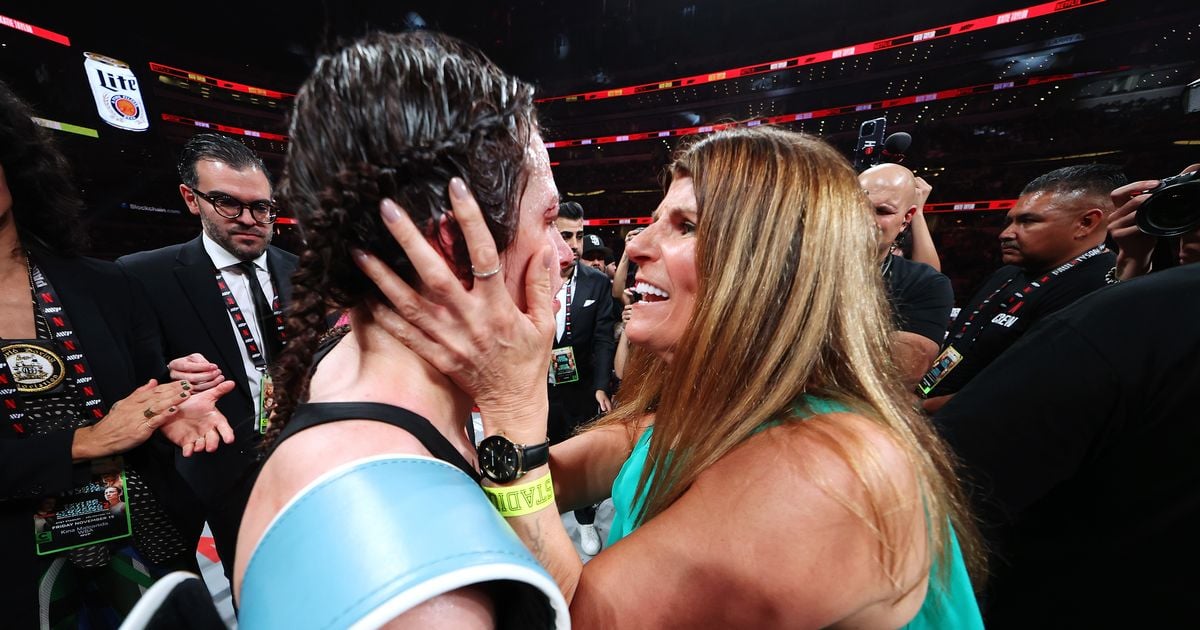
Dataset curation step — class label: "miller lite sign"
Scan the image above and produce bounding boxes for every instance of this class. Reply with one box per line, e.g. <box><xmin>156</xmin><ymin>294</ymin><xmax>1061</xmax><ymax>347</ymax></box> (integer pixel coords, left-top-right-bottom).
<box><xmin>83</xmin><ymin>52</ymin><xmax>149</xmax><ymax>132</ymax></box>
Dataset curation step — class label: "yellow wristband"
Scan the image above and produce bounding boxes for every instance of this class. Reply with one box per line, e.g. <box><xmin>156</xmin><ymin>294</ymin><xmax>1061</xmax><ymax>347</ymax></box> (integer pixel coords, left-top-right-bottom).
<box><xmin>482</xmin><ymin>472</ymin><xmax>555</xmax><ymax>518</ymax></box>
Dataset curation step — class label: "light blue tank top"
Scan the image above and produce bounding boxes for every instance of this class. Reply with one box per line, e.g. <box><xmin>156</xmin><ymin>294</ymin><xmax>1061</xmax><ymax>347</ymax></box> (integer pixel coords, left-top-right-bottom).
<box><xmin>607</xmin><ymin>396</ymin><xmax>982</xmax><ymax>629</ymax></box>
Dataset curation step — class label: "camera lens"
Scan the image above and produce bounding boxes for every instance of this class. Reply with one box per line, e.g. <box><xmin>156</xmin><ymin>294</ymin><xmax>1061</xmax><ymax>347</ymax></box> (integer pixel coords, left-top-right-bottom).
<box><xmin>1137</xmin><ymin>173</ymin><xmax>1200</xmax><ymax>237</ymax></box>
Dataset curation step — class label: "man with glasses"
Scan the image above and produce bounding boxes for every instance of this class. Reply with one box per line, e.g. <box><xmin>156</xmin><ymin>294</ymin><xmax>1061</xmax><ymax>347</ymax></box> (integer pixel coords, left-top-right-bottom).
<box><xmin>116</xmin><ymin>133</ymin><xmax>298</xmax><ymax>583</ymax></box>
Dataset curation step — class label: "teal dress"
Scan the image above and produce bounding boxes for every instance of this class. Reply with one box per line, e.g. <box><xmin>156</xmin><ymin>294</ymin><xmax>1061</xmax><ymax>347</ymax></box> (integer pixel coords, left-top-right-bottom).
<box><xmin>607</xmin><ymin>397</ymin><xmax>982</xmax><ymax>629</ymax></box>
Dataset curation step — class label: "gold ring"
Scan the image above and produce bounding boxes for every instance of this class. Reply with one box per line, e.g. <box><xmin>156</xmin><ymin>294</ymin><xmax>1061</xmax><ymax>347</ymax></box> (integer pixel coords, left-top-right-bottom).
<box><xmin>143</xmin><ymin>407</ymin><xmax>156</xmax><ymax>419</ymax></box>
<box><xmin>470</xmin><ymin>263</ymin><xmax>502</xmax><ymax>279</ymax></box>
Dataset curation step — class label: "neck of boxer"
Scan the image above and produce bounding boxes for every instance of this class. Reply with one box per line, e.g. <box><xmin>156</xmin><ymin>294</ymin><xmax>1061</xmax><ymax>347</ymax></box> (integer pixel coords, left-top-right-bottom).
<box><xmin>303</xmin><ymin>303</ymin><xmax>478</xmax><ymax>467</ymax></box>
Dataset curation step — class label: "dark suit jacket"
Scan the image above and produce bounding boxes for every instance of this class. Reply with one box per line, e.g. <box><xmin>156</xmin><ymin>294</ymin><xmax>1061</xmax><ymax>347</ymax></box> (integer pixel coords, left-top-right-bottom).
<box><xmin>116</xmin><ymin>236</ymin><xmax>298</xmax><ymax>507</ymax></box>
<box><xmin>0</xmin><ymin>250</ymin><xmax>186</xmax><ymax>627</ymax></box>
<box><xmin>552</xmin><ymin>263</ymin><xmax>616</xmax><ymax>394</ymax></box>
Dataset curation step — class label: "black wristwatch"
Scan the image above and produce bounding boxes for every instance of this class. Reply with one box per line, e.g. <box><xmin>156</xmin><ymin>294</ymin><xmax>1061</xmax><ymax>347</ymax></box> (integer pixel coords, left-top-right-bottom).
<box><xmin>476</xmin><ymin>435</ymin><xmax>551</xmax><ymax>484</ymax></box>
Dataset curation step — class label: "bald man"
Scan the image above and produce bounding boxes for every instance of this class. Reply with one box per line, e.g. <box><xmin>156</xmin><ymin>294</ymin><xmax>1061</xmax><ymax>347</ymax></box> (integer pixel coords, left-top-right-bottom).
<box><xmin>919</xmin><ymin>164</ymin><xmax>1124</xmax><ymax>408</ymax></box>
<box><xmin>860</xmin><ymin>163</ymin><xmax>954</xmax><ymax>389</ymax></box>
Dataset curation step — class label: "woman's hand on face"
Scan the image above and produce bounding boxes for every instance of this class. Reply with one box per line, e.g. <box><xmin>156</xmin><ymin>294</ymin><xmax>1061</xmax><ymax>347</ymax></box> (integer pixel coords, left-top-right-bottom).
<box><xmin>354</xmin><ymin>177</ymin><xmax>557</xmax><ymax>437</ymax></box>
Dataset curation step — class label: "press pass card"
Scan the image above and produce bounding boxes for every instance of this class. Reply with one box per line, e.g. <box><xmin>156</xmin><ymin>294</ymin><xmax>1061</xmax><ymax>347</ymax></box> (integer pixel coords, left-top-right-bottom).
<box><xmin>35</xmin><ymin>467</ymin><xmax>131</xmax><ymax>555</ymax></box>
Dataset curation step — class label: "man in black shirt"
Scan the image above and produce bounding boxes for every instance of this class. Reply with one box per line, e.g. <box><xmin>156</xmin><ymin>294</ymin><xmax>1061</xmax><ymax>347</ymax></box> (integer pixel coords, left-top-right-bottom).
<box><xmin>860</xmin><ymin>164</ymin><xmax>954</xmax><ymax>388</ymax></box>
<box><xmin>933</xmin><ymin>263</ymin><xmax>1200</xmax><ymax>628</ymax></box>
<box><xmin>920</xmin><ymin>164</ymin><xmax>1124</xmax><ymax>407</ymax></box>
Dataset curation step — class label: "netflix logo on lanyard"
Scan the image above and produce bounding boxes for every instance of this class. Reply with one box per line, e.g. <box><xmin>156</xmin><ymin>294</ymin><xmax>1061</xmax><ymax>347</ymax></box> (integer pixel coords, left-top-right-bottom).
<box><xmin>0</xmin><ymin>261</ymin><xmax>106</xmax><ymax>436</ymax></box>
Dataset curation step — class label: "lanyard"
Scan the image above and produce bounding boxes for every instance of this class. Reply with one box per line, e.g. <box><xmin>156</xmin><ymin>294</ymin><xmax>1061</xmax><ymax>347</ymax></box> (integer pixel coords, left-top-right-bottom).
<box><xmin>951</xmin><ymin>245</ymin><xmax>1106</xmax><ymax>347</ymax></box>
<box><xmin>213</xmin><ymin>267</ymin><xmax>285</xmax><ymax>371</ymax></box>
<box><xmin>1</xmin><ymin>256</ymin><xmax>106</xmax><ymax>436</ymax></box>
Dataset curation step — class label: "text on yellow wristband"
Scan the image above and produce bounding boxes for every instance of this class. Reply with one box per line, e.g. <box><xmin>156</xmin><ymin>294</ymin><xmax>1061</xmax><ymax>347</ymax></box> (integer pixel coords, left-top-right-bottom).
<box><xmin>482</xmin><ymin>474</ymin><xmax>555</xmax><ymax>517</ymax></box>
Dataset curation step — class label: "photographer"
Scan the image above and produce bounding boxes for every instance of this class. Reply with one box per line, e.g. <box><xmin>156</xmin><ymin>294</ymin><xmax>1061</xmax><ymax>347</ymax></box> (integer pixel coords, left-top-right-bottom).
<box><xmin>1108</xmin><ymin>164</ymin><xmax>1200</xmax><ymax>280</ymax></box>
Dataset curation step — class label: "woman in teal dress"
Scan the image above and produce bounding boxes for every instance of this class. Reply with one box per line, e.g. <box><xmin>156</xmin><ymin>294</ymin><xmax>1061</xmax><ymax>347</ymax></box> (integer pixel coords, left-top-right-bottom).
<box><xmin>357</xmin><ymin>125</ymin><xmax>985</xmax><ymax>628</ymax></box>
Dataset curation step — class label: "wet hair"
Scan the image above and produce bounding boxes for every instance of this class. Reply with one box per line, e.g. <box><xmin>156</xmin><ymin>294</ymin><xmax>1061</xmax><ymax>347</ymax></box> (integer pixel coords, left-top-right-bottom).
<box><xmin>0</xmin><ymin>79</ymin><xmax>89</xmax><ymax>256</ymax></box>
<box><xmin>558</xmin><ymin>200</ymin><xmax>584</xmax><ymax>221</ymax></box>
<box><xmin>1021</xmin><ymin>164</ymin><xmax>1127</xmax><ymax>199</ymax></box>
<box><xmin>267</xmin><ymin>31</ymin><xmax>536</xmax><ymax>440</ymax></box>
<box><xmin>176</xmin><ymin>133</ymin><xmax>270</xmax><ymax>190</ymax></box>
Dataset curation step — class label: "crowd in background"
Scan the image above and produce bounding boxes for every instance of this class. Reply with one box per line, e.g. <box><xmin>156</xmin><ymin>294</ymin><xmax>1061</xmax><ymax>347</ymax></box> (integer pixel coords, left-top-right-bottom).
<box><xmin>1</xmin><ymin>24</ymin><xmax>1197</xmax><ymax>630</ymax></box>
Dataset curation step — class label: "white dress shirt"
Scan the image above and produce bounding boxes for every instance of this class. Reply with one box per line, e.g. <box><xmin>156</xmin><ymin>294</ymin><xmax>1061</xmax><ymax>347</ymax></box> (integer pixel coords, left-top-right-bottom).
<box><xmin>201</xmin><ymin>232</ymin><xmax>276</xmax><ymax>415</ymax></box>
<box><xmin>554</xmin><ymin>267</ymin><xmax>577</xmax><ymax>343</ymax></box>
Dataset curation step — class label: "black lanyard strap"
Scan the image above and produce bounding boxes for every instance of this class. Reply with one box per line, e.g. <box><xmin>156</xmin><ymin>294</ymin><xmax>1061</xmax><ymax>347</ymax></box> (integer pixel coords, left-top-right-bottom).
<box><xmin>0</xmin><ymin>256</ymin><xmax>106</xmax><ymax>436</ymax></box>
<box><xmin>952</xmin><ymin>245</ymin><xmax>1106</xmax><ymax>347</ymax></box>
<box><xmin>213</xmin><ymin>265</ymin><xmax>285</xmax><ymax>370</ymax></box>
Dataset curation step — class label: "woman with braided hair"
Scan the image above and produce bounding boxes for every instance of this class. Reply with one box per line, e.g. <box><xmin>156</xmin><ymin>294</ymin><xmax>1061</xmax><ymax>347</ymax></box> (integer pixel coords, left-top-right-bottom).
<box><xmin>231</xmin><ymin>31</ymin><xmax>572</xmax><ymax>628</ymax></box>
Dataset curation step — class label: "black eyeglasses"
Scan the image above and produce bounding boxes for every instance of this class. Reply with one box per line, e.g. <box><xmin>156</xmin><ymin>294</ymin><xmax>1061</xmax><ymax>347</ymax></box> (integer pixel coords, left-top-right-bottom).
<box><xmin>190</xmin><ymin>187</ymin><xmax>278</xmax><ymax>225</ymax></box>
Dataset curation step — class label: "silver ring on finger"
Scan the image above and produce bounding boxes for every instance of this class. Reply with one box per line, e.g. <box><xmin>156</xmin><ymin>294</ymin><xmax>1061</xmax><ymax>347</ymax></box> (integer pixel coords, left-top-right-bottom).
<box><xmin>470</xmin><ymin>263</ymin><xmax>502</xmax><ymax>279</ymax></box>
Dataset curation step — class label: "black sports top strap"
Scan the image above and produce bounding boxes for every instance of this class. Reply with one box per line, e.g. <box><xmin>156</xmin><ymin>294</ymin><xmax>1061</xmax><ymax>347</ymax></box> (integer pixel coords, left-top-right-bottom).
<box><xmin>275</xmin><ymin>402</ymin><xmax>480</xmax><ymax>483</ymax></box>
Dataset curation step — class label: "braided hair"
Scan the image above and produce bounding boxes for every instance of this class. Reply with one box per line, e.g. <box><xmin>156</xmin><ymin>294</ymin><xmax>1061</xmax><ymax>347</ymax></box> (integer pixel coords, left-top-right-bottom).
<box><xmin>267</xmin><ymin>31</ymin><xmax>536</xmax><ymax>443</ymax></box>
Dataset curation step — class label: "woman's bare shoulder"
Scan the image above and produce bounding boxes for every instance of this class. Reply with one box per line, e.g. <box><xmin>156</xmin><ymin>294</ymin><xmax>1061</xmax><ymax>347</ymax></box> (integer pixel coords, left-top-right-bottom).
<box><xmin>262</xmin><ymin>420</ymin><xmax>431</xmax><ymax>498</ymax></box>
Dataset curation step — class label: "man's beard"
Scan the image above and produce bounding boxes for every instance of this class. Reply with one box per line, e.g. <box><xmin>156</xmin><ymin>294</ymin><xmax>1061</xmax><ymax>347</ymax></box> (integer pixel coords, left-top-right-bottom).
<box><xmin>202</xmin><ymin>214</ymin><xmax>271</xmax><ymax>261</ymax></box>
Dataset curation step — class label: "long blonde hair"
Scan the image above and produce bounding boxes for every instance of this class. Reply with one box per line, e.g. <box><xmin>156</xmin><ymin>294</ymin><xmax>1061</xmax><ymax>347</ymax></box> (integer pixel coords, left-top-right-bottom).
<box><xmin>605</xmin><ymin>126</ymin><xmax>983</xmax><ymax>587</ymax></box>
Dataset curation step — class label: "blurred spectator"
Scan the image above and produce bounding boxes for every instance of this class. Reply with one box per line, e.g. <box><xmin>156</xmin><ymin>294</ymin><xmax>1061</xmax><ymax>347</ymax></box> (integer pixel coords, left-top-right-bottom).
<box><xmin>933</xmin><ymin>261</ymin><xmax>1200</xmax><ymax>628</ymax></box>
<box><xmin>861</xmin><ymin>163</ymin><xmax>954</xmax><ymax>388</ymax></box>
<box><xmin>581</xmin><ymin>233</ymin><xmax>613</xmax><ymax>277</ymax></box>
<box><xmin>550</xmin><ymin>201</ymin><xmax>616</xmax><ymax>556</ymax></box>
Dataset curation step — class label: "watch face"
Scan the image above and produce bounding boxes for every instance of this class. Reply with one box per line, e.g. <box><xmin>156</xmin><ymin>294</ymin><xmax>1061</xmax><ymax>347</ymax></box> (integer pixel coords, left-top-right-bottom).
<box><xmin>478</xmin><ymin>436</ymin><xmax>520</xmax><ymax>483</ymax></box>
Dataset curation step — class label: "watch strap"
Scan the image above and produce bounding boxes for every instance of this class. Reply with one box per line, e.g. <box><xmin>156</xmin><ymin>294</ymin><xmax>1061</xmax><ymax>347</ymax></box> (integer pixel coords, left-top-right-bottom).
<box><xmin>520</xmin><ymin>439</ymin><xmax>551</xmax><ymax>473</ymax></box>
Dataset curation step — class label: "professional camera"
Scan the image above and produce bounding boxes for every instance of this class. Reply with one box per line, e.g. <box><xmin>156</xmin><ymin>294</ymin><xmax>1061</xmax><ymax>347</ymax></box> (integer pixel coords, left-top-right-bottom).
<box><xmin>1137</xmin><ymin>170</ymin><xmax>1200</xmax><ymax>237</ymax></box>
